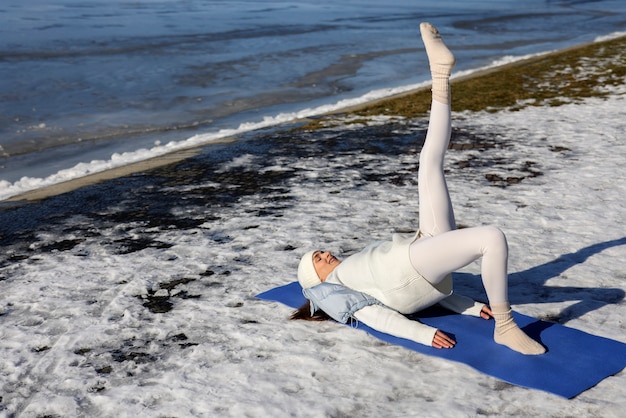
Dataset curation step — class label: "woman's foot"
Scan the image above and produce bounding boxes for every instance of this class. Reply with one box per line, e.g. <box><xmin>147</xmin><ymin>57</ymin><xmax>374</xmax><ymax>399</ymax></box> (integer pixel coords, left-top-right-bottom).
<box><xmin>492</xmin><ymin>303</ymin><xmax>546</xmax><ymax>355</ymax></box>
<box><xmin>420</xmin><ymin>22</ymin><xmax>455</xmax><ymax>104</ymax></box>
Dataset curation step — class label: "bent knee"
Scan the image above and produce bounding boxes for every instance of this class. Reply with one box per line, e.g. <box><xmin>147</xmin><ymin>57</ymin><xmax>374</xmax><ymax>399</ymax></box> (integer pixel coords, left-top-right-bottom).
<box><xmin>480</xmin><ymin>225</ymin><xmax>508</xmax><ymax>249</ymax></box>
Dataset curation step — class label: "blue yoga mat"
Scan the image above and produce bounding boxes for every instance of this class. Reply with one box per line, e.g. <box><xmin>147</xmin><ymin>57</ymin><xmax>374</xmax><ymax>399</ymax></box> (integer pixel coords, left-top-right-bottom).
<box><xmin>257</xmin><ymin>281</ymin><xmax>626</xmax><ymax>398</ymax></box>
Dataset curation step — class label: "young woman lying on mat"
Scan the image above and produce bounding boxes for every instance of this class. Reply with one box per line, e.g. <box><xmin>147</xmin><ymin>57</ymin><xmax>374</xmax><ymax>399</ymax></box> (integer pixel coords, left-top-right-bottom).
<box><xmin>291</xmin><ymin>22</ymin><xmax>545</xmax><ymax>355</ymax></box>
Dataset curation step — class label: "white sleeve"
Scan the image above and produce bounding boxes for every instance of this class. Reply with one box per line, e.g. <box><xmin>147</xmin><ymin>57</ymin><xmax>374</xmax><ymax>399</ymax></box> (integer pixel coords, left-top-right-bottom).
<box><xmin>352</xmin><ymin>304</ymin><xmax>437</xmax><ymax>346</ymax></box>
<box><xmin>438</xmin><ymin>293</ymin><xmax>485</xmax><ymax>317</ymax></box>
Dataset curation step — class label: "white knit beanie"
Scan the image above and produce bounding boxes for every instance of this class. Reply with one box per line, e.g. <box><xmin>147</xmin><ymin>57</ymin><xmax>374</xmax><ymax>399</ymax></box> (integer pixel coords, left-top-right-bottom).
<box><xmin>297</xmin><ymin>250</ymin><xmax>322</xmax><ymax>289</ymax></box>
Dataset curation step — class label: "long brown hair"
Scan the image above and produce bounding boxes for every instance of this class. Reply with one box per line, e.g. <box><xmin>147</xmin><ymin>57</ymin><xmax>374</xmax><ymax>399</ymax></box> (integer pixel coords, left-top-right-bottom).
<box><xmin>290</xmin><ymin>300</ymin><xmax>330</xmax><ymax>321</ymax></box>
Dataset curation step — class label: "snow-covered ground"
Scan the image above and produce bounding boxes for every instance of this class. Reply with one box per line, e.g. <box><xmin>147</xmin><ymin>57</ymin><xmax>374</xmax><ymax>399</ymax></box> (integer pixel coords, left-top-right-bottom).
<box><xmin>1</xmin><ymin>90</ymin><xmax>625</xmax><ymax>416</ymax></box>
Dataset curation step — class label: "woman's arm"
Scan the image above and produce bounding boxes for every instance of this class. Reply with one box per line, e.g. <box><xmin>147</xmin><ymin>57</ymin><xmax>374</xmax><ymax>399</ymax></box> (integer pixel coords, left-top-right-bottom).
<box><xmin>438</xmin><ymin>293</ymin><xmax>492</xmax><ymax>319</ymax></box>
<box><xmin>352</xmin><ymin>304</ymin><xmax>454</xmax><ymax>348</ymax></box>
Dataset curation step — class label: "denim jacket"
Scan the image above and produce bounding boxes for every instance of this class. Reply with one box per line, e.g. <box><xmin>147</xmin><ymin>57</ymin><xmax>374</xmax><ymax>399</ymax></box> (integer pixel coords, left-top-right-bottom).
<box><xmin>302</xmin><ymin>282</ymin><xmax>386</xmax><ymax>324</ymax></box>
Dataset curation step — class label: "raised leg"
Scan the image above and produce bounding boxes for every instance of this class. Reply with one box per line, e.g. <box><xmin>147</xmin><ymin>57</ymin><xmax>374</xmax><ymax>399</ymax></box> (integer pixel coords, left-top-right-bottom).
<box><xmin>417</xmin><ymin>22</ymin><xmax>456</xmax><ymax>237</ymax></box>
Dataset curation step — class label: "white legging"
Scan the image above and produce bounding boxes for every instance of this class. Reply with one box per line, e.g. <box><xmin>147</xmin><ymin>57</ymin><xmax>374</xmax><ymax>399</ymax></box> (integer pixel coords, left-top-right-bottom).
<box><xmin>409</xmin><ymin>100</ymin><xmax>508</xmax><ymax>305</ymax></box>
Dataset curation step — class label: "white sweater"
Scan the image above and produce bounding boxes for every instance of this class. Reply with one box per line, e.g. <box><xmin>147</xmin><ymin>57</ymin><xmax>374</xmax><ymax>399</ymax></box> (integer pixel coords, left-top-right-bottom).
<box><xmin>326</xmin><ymin>233</ymin><xmax>485</xmax><ymax>346</ymax></box>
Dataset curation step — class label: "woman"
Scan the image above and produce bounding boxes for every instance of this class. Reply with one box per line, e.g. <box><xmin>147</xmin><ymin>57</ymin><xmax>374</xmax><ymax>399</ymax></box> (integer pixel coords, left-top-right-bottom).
<box><xmin>291</xmin><ymin>22</ymin><xmax>545</xmax><ymax>355</ymax></box>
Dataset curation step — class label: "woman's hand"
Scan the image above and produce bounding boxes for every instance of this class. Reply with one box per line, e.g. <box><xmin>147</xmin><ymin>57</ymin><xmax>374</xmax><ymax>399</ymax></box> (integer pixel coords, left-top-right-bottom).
<box><xmin>432</xmin><ymin>306</ymin><xmax>491</xmax><ymax>348</ymax></box>
<box><xmin>480</xmin><ymin>305</ymin><xmax>493</xmax><ymax>320</ymax></box>
<box><xmin>431</xmin><ymin>330</ymin><xmax>456</xmax><ymax>349</ymax></box>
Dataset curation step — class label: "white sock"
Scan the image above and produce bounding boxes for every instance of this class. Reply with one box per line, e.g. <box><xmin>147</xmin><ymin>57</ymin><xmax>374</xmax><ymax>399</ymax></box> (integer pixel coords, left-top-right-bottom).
<box><xmin>492</xmin><ymin>303</ymin><xmax>546</xmax><ymax>355</ymax></box>
<box><xmin>419</xmin><ymin>22</ymin><xmax>455</xmax><ymax>104</ymax></box>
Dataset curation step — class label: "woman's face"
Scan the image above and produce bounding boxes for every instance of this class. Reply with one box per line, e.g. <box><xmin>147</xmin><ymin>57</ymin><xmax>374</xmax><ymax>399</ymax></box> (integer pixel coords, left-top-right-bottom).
<box><xmin>312</xmin><ymin>250</ymin><xmax>341</xmax><ymax>282</ymax></box>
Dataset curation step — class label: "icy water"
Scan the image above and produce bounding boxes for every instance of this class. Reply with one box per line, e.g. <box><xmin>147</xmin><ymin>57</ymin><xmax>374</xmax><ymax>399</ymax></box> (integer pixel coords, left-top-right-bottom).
<box><xmin>1</xmin><ymin>0</ymin><xmax>626</xmax><ymax>197</ymax></box>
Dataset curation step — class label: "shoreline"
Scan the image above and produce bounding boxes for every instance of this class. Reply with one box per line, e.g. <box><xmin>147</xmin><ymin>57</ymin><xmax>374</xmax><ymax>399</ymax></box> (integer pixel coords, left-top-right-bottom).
<box><xmin>2</xmin><ymin>147</ymin><xmax>202</xmax><ymax>206</ymax></box>
<box><xmin>4</xmin><ymin>35</ymin><xmax>625</xmax><ymax>205</ymax></box>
